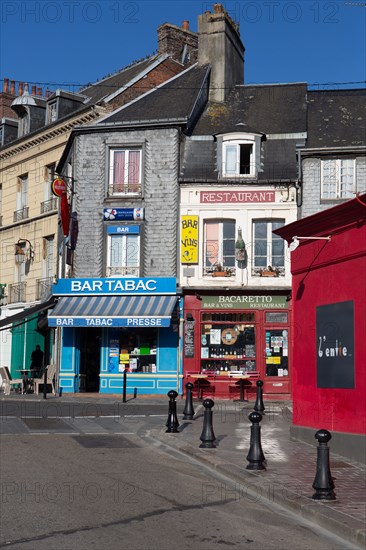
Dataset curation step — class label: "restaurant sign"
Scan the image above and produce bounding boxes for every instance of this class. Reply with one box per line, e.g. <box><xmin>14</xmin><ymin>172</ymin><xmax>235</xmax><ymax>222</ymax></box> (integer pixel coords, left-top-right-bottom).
<box><xmin>200</xmin><ymin>191</ymin><xmax>275</xmax><ymax>203</ymax></box>
<box><xmin>202</xmin><ymin>295</ymin><xmax>288</xmax><ymax>310</ymax></box>
<box><xmin>316</xmin><ymin>300</ymin><xmax>354</xmax><ymax>389</ymax></box>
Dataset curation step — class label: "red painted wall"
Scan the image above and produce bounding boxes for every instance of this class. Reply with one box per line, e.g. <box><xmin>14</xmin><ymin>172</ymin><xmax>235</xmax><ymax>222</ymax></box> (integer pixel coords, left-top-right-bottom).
<box><xmin>288</xmin><ymin>220</ymin><xmax>366</xmax><ymax>435</ymax></box>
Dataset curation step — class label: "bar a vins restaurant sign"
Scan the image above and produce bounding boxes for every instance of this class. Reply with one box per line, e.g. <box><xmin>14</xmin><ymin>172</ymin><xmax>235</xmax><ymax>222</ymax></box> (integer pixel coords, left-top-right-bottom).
<box><xmin>202</xmin><ymin>295</ymin><xmax>288</xmax><ymax>309</ymax></box>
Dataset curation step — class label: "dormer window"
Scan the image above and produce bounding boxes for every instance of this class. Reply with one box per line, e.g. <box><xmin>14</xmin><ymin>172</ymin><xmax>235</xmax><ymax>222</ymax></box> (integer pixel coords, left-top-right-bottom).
<box><xmin>47</xmin><ymin>101</ymin><xmax>57</xmax><ymax>124</ymax></box>
<box><xmin>221</xmin><ymin>133</ymin><xmax>262</xmax><ymax>178</ymax></box>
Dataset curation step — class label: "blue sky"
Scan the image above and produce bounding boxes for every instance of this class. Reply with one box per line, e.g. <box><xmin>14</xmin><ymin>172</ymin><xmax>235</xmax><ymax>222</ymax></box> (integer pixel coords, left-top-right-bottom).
<box><xmin>1</xmin><ymin>1</ymin><xmax>365</xmax><ymax>93</ymax></box>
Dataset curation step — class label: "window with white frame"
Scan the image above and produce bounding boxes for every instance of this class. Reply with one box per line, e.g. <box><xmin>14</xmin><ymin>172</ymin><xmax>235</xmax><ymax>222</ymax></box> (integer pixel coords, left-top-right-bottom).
<box><xmin>221</xmin><ymin>133</ymin><xmax>261</xmax><ymax>178</ymax></box>
<box><xmin>109</xmin><ymin>148</ymin><xmax>142</xmax><ymax>195</ymax></box>
<box><xmin>321</xmin><ymin>159</ymin><xmax>355</xmax><ymax>199</ymax></box>
<box><xmin>14</xmin><ymin>175</ymin><xmax>28</xmax><ymax>221</ymax></box>
<box><xmin>47</xmin><ymin>101</ymin><xmax>57</xmax><ymax>124</ymax></box>
<box><xmin>107</xmin><ymin>229</ymin><xmax>140</xmax><ymax>277</ymax></box>
<box><xmin>203</xmin><ymin>220</ymin><xmax>236</xmax><ymax>276</ymax></box>
<box><xmin>253</xmin><ymin>219</ymin><xmax>285</xmax><ymax>275</ymax></box>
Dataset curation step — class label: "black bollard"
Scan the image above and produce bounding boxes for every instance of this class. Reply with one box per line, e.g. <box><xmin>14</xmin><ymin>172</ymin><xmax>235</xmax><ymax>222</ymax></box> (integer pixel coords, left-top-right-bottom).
<box><xmin>253</xmin><ymin>380</ymin><xmax>265</xmax><ymax>414</ymax></box>
<box><xmin>183</xmin><ymin>382</ymin><xmax>195</xmax><ymax>420</ymax></box>
<box><xmin>166</xmin><ymin>390</ymin><xmax>180</xmax><ymax>433</ymax></box>
<box><xmin>122</xmin><ymin>370</ymin><xmax>127</xmax><ymax>403</ymax></box>
<box><xmin>43</xmin><ymin>366</ymin><xmax>47</xmax><ymax>400</ymax></box>
<box><xmin>199</xmin><ymin>398</ymin><xmax>216</xmax><ymax>448</ymax></box>
<box><xmin>246</xmin><ymin>411</ymin><xmax>266</xmax><ymax>470</ymax></box>
<box><xmin>312</xmin><ymin>429</ymin><xmax>336</xmax><ymax>500</ymax></box>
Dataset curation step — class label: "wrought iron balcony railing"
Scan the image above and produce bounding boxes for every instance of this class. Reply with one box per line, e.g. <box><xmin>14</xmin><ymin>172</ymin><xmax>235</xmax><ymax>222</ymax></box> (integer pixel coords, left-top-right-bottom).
<box><xmin>36</xmin><ymin>277</ymin><xmax>53</xmax><ymax>301</ymax></box>
<box><xmin>13</xmin><ymin>206</ymin><xmax>29</xmax><ymax>223</ymax></box>
<box><xmin>40</xmin><ymin>197</ymin><xmax>58</xmax><ymax>214</ymax></box>
<box><xmin>8</xmin><ymin>282</ymin><xmax>26</xmax><ymax>304</ymax></box>
<box><xmin>106</xmin><ymin>266</ymin><xmax>140</xmax><ymax>277</ymax></box>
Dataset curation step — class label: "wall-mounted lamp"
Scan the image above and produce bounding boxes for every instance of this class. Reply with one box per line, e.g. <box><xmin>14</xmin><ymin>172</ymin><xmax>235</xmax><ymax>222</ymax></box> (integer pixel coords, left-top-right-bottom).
<box><xmin>15</xmin><ymin>239</ymin><xmax>34</xmax><ymax>264</ymax></box>
<box><xmin>289</xmin><ymin>235</ymin><xmax>331</xmax><ymax>252</ymax></box>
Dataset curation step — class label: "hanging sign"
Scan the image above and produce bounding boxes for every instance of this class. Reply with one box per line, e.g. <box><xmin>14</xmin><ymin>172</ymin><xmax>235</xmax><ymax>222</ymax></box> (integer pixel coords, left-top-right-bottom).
<box><xmin>51</xmin><ymin>178</ymin><xmax>67</xmax><ymax>197</ymax></box>
<box><xmin>103</xmin><ymin>208</ymin><xmax>144</xmax><ymax>221</ymax></box>
<box><xmin>181</xmin><ymin>215</ymin><xmax>198</xmax><ymax>264</ymax></box>
<box><xmin>60</xmin><ymin>193</ymin><xmax>70</xmax><ymax>237</ymax></box>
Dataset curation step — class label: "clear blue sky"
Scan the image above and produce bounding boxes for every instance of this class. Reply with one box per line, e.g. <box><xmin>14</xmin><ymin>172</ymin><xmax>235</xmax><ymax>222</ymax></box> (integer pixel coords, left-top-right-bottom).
<box><xmin>1</xmin><ymin>1</ymin><xmax>365</xmax><ymax>93</ymax></box>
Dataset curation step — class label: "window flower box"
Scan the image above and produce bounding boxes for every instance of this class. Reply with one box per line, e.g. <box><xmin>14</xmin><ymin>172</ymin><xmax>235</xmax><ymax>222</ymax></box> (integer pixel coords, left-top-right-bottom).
<box><xmin>260</xmin><ymin>266</ymin><xmax>279</xmax><ymax>277</ymax></box>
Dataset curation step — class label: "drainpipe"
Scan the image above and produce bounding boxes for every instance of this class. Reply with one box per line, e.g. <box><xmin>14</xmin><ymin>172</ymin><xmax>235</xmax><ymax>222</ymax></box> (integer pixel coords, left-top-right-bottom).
<box><xmin>296</xmin><ymin>148</ymin><xmax>303</xmax><ymax>208</ymax></box>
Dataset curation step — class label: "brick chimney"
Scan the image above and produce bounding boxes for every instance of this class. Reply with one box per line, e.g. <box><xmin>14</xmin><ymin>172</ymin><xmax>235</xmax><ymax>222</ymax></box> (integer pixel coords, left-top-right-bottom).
<box><xmin>198</xmin><ymin>3</ymin><xmax>244</xmax><ymax>102</ymax></box>
<box><xmin>158</xmin><ymin>21</ymin><xmax>198</xmax><ymax>65</ymax></box>
<box><xmin>0</xmin><ymin>77</ymin><xmax>18</xmax><ymax>119</ymax></box>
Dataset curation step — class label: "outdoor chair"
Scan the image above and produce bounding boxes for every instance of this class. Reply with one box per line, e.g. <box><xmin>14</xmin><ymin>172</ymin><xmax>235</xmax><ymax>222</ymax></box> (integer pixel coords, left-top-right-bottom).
<box><xmin>0</xmin><ymin>366</ymin><xmax>24</xmax><ymax>395</ymax></box>
<box><xmin>32</xmin><ymin>364</ymin><xmax>57</xmax><ymax>395</ymax></box>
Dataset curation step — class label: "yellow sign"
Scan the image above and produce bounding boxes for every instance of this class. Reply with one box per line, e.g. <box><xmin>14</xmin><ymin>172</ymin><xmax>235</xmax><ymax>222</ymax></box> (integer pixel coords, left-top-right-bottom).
<box><xmin>120</xmin><ymin>353</ymin><xmax>129</xmax><ymax>362</ymax></box>
<box><xmin>266</xmin><ymin>356</ymin><xmax>281</xmax><ymax>364</ymax></box>
<box><xmin>181</xmin><ymin>215</ymin><xmax>198</xmax><ymax>264</ymax></box>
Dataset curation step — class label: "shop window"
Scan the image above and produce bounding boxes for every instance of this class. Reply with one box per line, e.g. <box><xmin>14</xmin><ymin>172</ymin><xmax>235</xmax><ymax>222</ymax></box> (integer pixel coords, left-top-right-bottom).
<box><xmin>265</xmin><ymin>328</ymin><xmax>289</xmax><ymax>377</ymax></box>
<box><xmin>200</xmin><ymin>312</ymin><xmax>256</xmax><ymax>374</ymax></box>
<box><xmin>107</xmin><ymin>233</ymin><xmax>140</xmax><ymax>277</ymax></box>
<box><xmin>252</xmin><ymin>219</ymin><xmax>285</xmax><ymax>276</ymax></box>
<box><xmin>321</xmin><ymin>159</ymin><xmax>355</xmax><ymax>199</ymax></box>
<box><xmin>108</xmin><ymin>328</ymin><xmax>157</xmax><ymax>374</ymax></box>
<box><xmin>203</xmin><ymin>220</ymin><xmax>236</xmax><ymax>276</ymax></box>
<box><xmin>109</xmin><ymin>148</ymin><xmax>142</xmax><ymax>196</ymax></box>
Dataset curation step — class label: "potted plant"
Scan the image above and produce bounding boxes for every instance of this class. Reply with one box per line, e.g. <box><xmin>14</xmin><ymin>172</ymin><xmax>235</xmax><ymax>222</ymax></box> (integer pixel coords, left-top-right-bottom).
<box><xmin>212</xmin><ymin>263</ymin><xmax>227</xmax><ymax>277</ymax></box>
<box><xmin>260</xmin><ymin>266</ymin><xmax>279</xmax><ymax>277</ymax></box>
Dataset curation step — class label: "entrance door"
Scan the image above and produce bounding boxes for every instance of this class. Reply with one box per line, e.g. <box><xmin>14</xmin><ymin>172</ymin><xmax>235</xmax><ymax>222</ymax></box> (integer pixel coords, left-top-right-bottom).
<box><xmin>79</xmin><ymin>328</ymin><xmax>101</xmax><ymax>392</ymax></box>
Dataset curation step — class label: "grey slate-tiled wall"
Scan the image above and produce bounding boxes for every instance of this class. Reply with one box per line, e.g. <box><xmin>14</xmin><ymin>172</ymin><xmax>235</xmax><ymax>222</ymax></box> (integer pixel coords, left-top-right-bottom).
<box><xmin>301</xmin><ymin>156</ymin><xmax>366</xmax><ymax>218</ymax></box>
<box><xmin>72</xmin><ymin>128</ymin><xmax>180</xmax><ymax>278</ymax></box>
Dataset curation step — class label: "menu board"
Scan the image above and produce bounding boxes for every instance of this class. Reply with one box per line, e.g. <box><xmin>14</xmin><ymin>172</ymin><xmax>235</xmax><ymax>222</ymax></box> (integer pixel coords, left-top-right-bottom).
<box><xmin>184</xmin><ymin>320</ymin><xmax>195</xmax><ymax>358</ymax></box>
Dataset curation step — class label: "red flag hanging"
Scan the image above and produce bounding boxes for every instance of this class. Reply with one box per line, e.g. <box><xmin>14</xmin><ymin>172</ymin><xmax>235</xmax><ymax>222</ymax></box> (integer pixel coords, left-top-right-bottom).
<box><xmin>60</xmin><ymin>193</ymin><xmax>70</xmax><ymax>237</ymax></box>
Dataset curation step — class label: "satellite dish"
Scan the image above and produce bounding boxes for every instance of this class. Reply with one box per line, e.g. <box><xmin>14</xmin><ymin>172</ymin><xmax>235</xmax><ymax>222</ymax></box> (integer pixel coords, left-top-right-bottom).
<box><xmin>289</xmin><ymin>237</ymin><xmax>300</xmax><ymax>252</ymax></box>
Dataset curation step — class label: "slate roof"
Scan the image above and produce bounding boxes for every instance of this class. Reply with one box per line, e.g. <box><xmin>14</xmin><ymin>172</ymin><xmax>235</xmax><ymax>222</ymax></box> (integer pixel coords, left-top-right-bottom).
<box><xmin>180</xmin><ymin>83</ymin><xmax>308</xmax><ymax>182</ymax></box>
<box><xmin>191</xmin><ymin>83</ymin><xmax>308</xmax><ymax>136</ymax></box>
<box><xmin>306</xmin><ymin>89</ymin><xmax>366</xmax><ymax>148</ymax></box>
<box><xmin>99</xmin><ymin>65</ymin><xmax>210</xmax><ymax>125</ymax></box>
<box><xmin>80</xmin><ymin>55</ymin><xmax>161</xmax><ymax>104</ymax></box>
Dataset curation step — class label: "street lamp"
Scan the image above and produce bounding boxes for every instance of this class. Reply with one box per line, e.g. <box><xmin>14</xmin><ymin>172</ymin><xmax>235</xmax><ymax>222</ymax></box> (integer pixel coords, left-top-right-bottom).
<box><xmin>14</xmin><ymin>239</ymin><xmax>34</xmax><ymax>264</ymax></box>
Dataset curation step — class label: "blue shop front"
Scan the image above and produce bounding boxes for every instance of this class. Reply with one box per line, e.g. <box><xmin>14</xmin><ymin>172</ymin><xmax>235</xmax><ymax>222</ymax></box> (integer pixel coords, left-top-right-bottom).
<box><xmin>48</xmin><ymin>277</ymin><xmax>182</xmax><ymax>395</ymax></box>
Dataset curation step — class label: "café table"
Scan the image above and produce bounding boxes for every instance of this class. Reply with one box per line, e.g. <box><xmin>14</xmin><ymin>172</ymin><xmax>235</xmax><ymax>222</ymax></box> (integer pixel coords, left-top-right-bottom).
<box><xmin>229</xmin><ymin>374</ymin><xmax>250</xmax><ymax>402</ymax></box>
<box><xmin>16</xmin><ymin>369</ymin><xmax>29</xmax><ymax>394</ymax></box>
<box><xmin>16</xmin><ymin>369</ymin><xmax>37</xmax><ymax>394</ymax></box>
<box><xmin>189</xmin><ymin>374</ymin><xmax>209</xmax><ymax>399</ymax></box>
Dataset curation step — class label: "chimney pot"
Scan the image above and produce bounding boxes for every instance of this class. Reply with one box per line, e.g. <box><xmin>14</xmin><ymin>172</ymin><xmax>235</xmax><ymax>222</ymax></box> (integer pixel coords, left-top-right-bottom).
<box><xmin>214</xmin><ymin>4</ymin><xmax>224</xmax><ymax>13</ymax></box>
<box><xmin>18</xmin><ymin>81</ymin><xmax>24</xmax><ymax>95</ymax></box>
<box><xmin>182</xmin><ymin>20</ymin><xmax>189</xmax><ymax>30</ymax></box>
<box><xmin>10</xmin><ymin>80</ymin><xmax>15</xmax><ymax>94</ymax></box>
<box><xmin>37</xmin><ymin>87</ymin><xmax>42</xmax><ymax>97</ymax></box>
<box><xmin>3</xmin><ymin>78</ymin><xmax>9</xmax><ymax>93</ymax></box>
<box><xmin>32</xmin><ymin>85</ymin><xmax>37</xmax><ymax>95</ymax></box>
<box><xmin>45</xmin><ymin>88</ymin><xmax>50</xmax><ymax>98</ymax></box>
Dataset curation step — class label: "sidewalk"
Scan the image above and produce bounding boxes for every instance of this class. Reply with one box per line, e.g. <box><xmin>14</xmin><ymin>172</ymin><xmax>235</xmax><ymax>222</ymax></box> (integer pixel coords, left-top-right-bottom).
<box><xmin>150</xmin><ymin>399</ymin><xmax>366</xmax><ymax>549</ymax></box>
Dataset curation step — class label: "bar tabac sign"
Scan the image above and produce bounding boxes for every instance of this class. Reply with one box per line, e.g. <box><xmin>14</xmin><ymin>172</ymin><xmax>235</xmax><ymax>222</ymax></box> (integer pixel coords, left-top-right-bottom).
<box><xmin>181</xmin><ymin>215</ymin><xmax>198</xmax><ymax>264</ymax></box>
